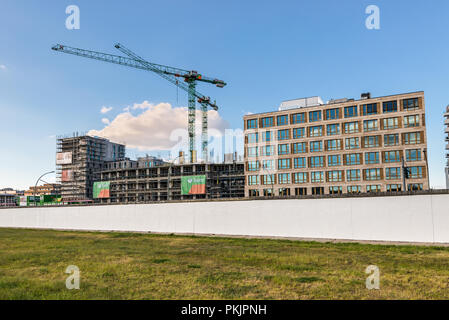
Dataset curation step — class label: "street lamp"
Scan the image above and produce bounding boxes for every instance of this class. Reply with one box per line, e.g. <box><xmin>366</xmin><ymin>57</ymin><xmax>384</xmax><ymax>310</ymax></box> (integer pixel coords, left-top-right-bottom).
<box><xmin>33</xmin><ymin>171</ymin><xmax>55</xmax><ymax>206</ymax></box>
<box><xmin>167</xmin><ymin>154</ymin><xmax>182</xmax><ymax>201</ymax></box>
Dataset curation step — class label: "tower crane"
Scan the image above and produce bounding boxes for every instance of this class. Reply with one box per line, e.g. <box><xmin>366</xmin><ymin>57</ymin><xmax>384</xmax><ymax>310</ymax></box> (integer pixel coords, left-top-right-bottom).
<box><xmin>51</xmin><ymin>43</ymin><xmax>227</xmax><ymax>163</ymax></box>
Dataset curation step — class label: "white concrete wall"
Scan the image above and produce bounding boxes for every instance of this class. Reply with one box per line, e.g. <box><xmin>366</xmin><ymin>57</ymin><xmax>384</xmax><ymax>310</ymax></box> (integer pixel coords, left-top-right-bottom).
<box><xmin>0</xmin><ymin>194</ymin><xmax>448</xmax><ymax>243</ymax></box>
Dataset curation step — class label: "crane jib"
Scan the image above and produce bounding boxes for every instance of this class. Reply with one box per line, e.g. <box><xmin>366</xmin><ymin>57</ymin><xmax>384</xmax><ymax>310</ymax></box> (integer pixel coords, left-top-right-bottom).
<box><xmin>52</xmin><ymin>42</ymin><xmax>226</xmax><ymax>163</ymax></box>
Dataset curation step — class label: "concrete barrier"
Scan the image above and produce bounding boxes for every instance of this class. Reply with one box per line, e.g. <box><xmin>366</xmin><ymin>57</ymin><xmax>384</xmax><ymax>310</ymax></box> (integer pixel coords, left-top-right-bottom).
<box><xmin>0</xmin><ymin>194</ymin><xmax>448</xmax><ymax>243</ymax></box>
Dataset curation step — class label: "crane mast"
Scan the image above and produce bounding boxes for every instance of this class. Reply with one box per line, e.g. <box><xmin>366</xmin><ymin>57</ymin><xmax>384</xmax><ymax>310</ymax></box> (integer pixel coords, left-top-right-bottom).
<box><xmin>51</xmin><ymin>43</ymin><xmax>226</xmax><ymax>163</ymax></box>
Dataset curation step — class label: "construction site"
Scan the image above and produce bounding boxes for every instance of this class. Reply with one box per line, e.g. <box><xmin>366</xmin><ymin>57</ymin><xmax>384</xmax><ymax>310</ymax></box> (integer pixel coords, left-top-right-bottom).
<box><xmin>50</xmin><ymin>42</ymin><xmax>243</xmax><ymax>204</ymax></box>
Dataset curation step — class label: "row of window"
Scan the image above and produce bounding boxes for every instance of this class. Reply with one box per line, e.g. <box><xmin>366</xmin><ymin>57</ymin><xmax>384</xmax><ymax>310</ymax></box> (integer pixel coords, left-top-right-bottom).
<box><xmin>246</xmin><ymin>132</ymin><xmax>423</xmax><ymax>157</ymax></box>
<box><xmin>247</xmin><ymin>149</ymin><xmax>422</xmax><ymax>171</ymax></box>
<box><xmin>246</xmin><ymin>98</ymin><xmax>421</xmax><ymax>129</ymax></box>
<box><xmin>247</xmin><ymin>166</ymin><xmax>425</xmax><ymax>185</ymax></box>
<box><xmin>246</xmin><ymin>115</ymin><xmax>421</xmax><ymax>143</ymax></box>
<box><xmin>247</xmin><ymin>183</ymin><xmax>424</xmax><ymax>197</ymax></box>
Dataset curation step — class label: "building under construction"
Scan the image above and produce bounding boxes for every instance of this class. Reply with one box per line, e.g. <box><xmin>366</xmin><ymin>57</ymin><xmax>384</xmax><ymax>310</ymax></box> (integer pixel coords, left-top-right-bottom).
<box><xmin>56</xmin><ymin>134</ymin><xmax>126</xmax><ymax>202</ymax></box>
<box><xmin>95</xmin><ymin>161</ymin><xmax>245</xmax><ymax>204</ymax></box>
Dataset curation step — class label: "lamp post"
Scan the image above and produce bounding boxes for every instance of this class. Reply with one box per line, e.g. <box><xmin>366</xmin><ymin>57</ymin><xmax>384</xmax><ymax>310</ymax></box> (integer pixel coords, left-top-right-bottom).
<box><xmin>33</xmin><ymin>171</ymin><xmax>55</xmax><ymax>206</ymax></box>
<box><xmin>167</xmin><ymin>154</ymin><xmax>182</xmax><ymax>201</ymax></box>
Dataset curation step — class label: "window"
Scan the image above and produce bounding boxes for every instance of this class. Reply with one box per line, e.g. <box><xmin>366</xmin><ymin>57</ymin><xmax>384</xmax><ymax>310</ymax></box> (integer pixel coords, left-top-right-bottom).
<box><xmin>248</xmin><ymin>175</ymin><xmax>259</xmax><ymax>185</ymax></box>
<box><xmin>327</xmin><ymin>123</ymin><xmax>340</xmax><ymax>136</ymax></box>
<box><xmin>311</xmin><ymin>171</ymin><xmax>324</xmax><ymax>183</ymax></box>
<box><xmin>279</xmin><ymin>188</ymin><xmax>291</xmax><ymax>196</ymax></box>
<box><xmin>310</xmin><ymin>141</ymin><xmax>323</xmax><ymax>152</ymax></box>
<box><xmin>291</xmin><ymin>113</ymin><xmax>306</xmax><ymax>124</ymax></box>
<box><xmin>293</xmin><ymin>172</ymin><xmax>308</xmax><ymax>184</ymax></box>
<box><xmin>247</xmin><ymin>161</ymin><xmax>259</xmax><ymax>171</ymax></box>
<box><xmin>362</xmin><ymin>103</ymin><xmax>378</xmax><ymax>115</ymax></box>
<box><xmin>292</xmin><ymin>142</ymin><xmax>307</xmax><ymax>154</ymax></box>
<box><xmin>247</xmin><ymin>119</ymin><xmax>258</xmax><ymax>129</ymax></box>
<box><xmin>384</xmin><ymin>151</ymin><xmax>401</xmax><ymax>163</ymax></box>
<box><xmin>364</xmin><ymin>119</ymin><xmax>379</xmax><ymax>132</ymax></box>
<box><xmin>263</xmin><ymin>189</ymin><xmax>274</xmax><ymax>196</ymax></box>
<box><xmin>327</xmin><ymin>170</ymin><xmax>343</xmax><ymax>182</ymax></box>
<box><xmin>262</xmin><ymin>174</ymin><xmax>275</xmax><ymax>185</ymax></box>
<box><xmin>344</xmin><ymin>121</ymin><xmax>359</xmax><ymax>134</ymax></box>
<box><xmin>310</xmin><ymin>156</ymin><xmax>325</xmax><ymax>168</ymax></box>
<box><xmin>247</xmin><ymin>147</ymin><xmax>258</xmax><ymax>157</ymax></box>
<box><xmin>261</xmin><ymin>117</ymin><xmax>274</xmax><ymax>128</ymax></box>
<box><xmin>344</xmin><ymin>106</ymin><xmax>358</xmax><ymax>118</ymax></box>
<box><xmin>277</xmin><ymin>115</ymin><xmax>289</xmax><ymax>126</ymax></box>
<box><xmin>387</xmin><ymin>184</ymin><xmax>402</xmax><ymax>192</ymax></box>
<box><xmin>345</xmin><ymin>137</ymin><xmax>360</xmax><ymax>149</ymax></box>
<box><xmin>408</xmin><ymin>184</ymin><xmax>423</xmax><ymax>191</ymax></box>
<box><xmin>329</xmin><ymin>186</ymin><xmax>342</xmax><ymax>195</ymax></box>
<box><xmin>347</xmin><ymin>186</ymin><xmax>361</xmax><ymax>193</ymax></box>
<box><xmin>328</xmin><ymin>155</ymin><xmax>341</xmax><ymax>166</ymax></box>
<box><xmin>384</xmin><ymin>134</ymin><xmax>399</xmax><ymax>146</ymax></box>
<box><xmin>383</xmin><ymin>101</ymin><xmax>398</xmax><ymax>113</ymax></box>
<box><xmin>403</xmin><ymin>132</ymin><xmax>422</xmax><ymax>145</ymax></box>
<box><xmin>326</xmin><ymin>108</ymin><xmax>340</xmax><ymax>120</ymax></box>
<box><xmin>248</xmin><ymin>189</ymin><xmax>259</xmax><ymax>197</ymax></box>
<box><xmin>262</xmin><ymin>131</ymin><xmax>273</xmax><ymax>142</ymax></box>
<box><xmin>406</xmin><ymin>149</ymin><xmax>422</xmax><ymax>162</ymax></box>
<box><xmin>309</xmin><ymin>110</ymin><xmax>322</xmax><ymax>122</ymax></box>
<box><xmin>278</xmin><ymin>144</ymin><xmax>290</xmax><ymax>155</ymax></box>
<box><xmin>409</xmin><ymin>166</ymin><xmax>424</xmax><ymax>179</ymax></box>
<box><xmin>385</xmin><ymin>167</ymin><xmax>401</xmax><ymax>180</ymax></box>
<box><xmin>278</xmin><ymin>129</ymin><xmax>290</xmax><ymax>141</ymax></box>
<box><xmin>278</xmin><ymin>158</ymin><xmax>291</xmax><ymax>169</ymax></box>
<box><xmin>383</xmin><ymin>117</ymin><xmax>399</xmax><ymax>130</ymax></box>
<box><xmin>262</xmin><ymin>160</ymin><xmax>274</xmax><ymax>170</ymax></box>
<box><xmin>247</xmin><ymin>133</ymin><xmax>258</xmax><ymax>143</ymax></box>
<box><xmin>312</xmin><ymin>187</ymin><xmax>325</xmax><ymax>195</ymax></box>
<box><xmin>367</xmin><ymin>185</ymin><xmax>381</xmax><ymax>192</ymax></box>
<box><xmin>345</xmin><ymin>153</ymin><xmax>361</xmax><ymax>165</ymax></box>
<box><xmin>327</xmin><ymin>139</ymin><xmax>342</xmax><ymax>151</ymax></box>
<box><xmin>294</xmin><ymin>157</ymin><xmax>306</xmax><ymax>169</ymax></box>
<box><xmin>365</xmin><ymin>152</ymin><xmax>379</xmax><ymax>164</ymax></box>
<box><xmin>363</xmin><ymin>136</ymin><xmax>380</xmax><ymax>148</ymax></box>
<box><xmin>309</xmin><ymin>125</ymin><xmax>323</xmax><ymax>137</ymax></box>
<box><xmin>278</xmin><ymin>173</ymin><xmax>291</xmax><ymax>184</ymax></box>
<box><xmin>364</xmin><ymin>168</ymin><xmax>381</xmax><ymax>181</ymax></box>
<box><xmin>347</xmin><ymin>169</ymin><xmax>361</xmax><ymax>181</ymax></box>
<box><xmin>295</xmin><ymin>187</ymin><xmax>307</xmax><ymax>195</ymax></box>
<box><xmin>293</xmin><ymin>128</ymin><xmax>305</xmax><ymax>139</ymax></box>
<box><xmin>403</xmin><ymin>98</ymin><xmax>419</xmax><ymax>111</ymax></box>
<box><xmin>260</xmin><ymin>145</ymin><xmax>274</xmax><ymax>156</ymax></box>
<box><xmin>404</xmin><ymin>115</ymin><xmax>420</xmax><ymax>128</ymax></box>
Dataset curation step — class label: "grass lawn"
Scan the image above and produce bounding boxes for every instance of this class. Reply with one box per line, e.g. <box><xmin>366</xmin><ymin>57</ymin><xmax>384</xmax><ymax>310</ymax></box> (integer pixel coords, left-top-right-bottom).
<box><xmin>0</xmin><ymin>228</ymin><xmax>448</xmax><ymax>300</ymax></box>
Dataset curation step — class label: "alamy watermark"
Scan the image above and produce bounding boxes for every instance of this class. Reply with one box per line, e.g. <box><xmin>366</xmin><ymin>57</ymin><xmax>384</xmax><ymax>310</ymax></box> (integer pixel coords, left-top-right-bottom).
<box><xmin>65</xmin><ymin>265</ymin><xmax>80</xmax><ymax>290</ymax></box>
<box><xmin>66</xmin><ymin>5</ymin><xmax>80</xmax><ymax>30</ymax></box>
<box><xmin>365</xmin><ymin>5</ymin><xmax>380</xmax><ymax>30</ymax></box>
<box><xmin>365</xmin><ymin>265</ymin><xmax>380</xmax><ymax>290</ymax></box>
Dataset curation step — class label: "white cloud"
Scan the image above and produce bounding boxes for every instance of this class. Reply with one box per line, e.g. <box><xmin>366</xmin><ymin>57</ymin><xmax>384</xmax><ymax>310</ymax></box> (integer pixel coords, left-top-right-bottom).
<box><xmin>88</xmin><ymin>102</ymin><xmax>229</xmax><ymax>151</ymax></box>
<box><xmin>100</xmin><ymin>106</ymin><xmax>113</xmax><ymax>114</ymax></box>
<box><xmin>101</xmin><ymin>118</ymin><xmax>110</xmax><ymax>125</ymax></box>
<box><xmin>0</xmin><ymin>65</ymin><xmax>6</xmax><ymax>70</ymax></box>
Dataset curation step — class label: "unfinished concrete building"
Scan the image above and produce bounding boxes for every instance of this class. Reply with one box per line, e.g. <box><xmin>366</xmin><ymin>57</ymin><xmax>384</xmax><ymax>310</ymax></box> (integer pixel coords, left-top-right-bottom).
<box><xmin>95</xmin><ymin>162</ymin><xmax>245</xmax><ymax>204</ymax></box>
<box><xmin>56</xmin><ymin>134</ymin><xmax>125</xmax><ymax>202</ymax></box>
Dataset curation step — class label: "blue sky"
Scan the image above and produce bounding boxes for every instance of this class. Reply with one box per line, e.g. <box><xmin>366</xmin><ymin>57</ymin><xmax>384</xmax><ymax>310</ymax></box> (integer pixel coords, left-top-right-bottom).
<box><xmin>1</xmin><ymin>0</ymin><xmax>448</xmax><ymax>189</ymax></box>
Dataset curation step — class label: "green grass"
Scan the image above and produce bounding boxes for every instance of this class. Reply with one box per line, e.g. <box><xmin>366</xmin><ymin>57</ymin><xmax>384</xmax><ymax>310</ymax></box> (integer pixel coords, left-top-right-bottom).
<box><xmin>0</xmin><ymin>228</ymin><xmax>448</xmax><ymax>299</ymax></box>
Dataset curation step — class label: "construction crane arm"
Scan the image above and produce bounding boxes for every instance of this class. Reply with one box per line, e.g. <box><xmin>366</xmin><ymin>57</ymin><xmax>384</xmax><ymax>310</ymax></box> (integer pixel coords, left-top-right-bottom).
<box><xmin>51</xmin><ymin>43</ymin><xmax>218</xmax><ymax>110</ymax></box>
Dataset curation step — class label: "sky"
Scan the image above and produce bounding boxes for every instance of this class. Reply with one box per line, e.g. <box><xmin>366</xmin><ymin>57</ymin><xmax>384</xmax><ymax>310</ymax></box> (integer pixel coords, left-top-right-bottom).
<box><xmin>1</xmin><ymin>0</ymin><xmax>448</xmax><ymax>190</ymax></box>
